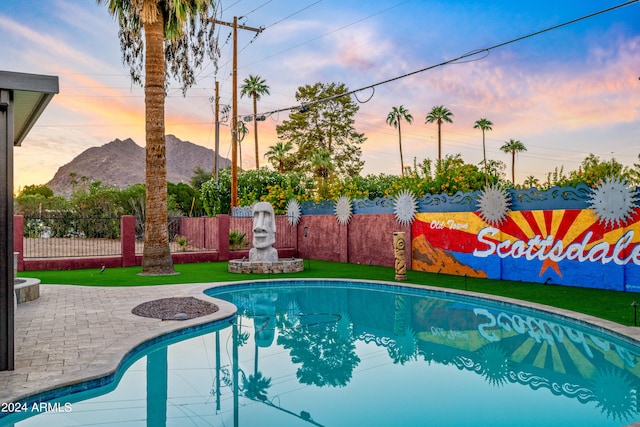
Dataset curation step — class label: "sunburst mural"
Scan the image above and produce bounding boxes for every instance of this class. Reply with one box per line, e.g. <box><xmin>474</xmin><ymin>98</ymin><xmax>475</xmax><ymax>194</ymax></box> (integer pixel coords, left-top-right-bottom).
<box><xmin>412</xmin><ymin>185</ymin><xmax>640</xmax><ymax>289</ymax></box>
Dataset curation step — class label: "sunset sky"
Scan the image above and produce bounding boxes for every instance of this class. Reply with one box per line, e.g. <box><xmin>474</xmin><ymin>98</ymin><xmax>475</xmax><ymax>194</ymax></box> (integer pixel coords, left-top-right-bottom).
<box><xmin>1</xmin><ymin>0</ymin><xmax>639</xmax><ymax>192</ymax></box>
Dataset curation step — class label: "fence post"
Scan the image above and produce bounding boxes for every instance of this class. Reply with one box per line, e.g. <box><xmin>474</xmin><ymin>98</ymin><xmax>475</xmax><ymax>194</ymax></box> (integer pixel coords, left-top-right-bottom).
<box><xmin>121</xmin><ymin>215</ymin><xmax>136</xmax><ymax>267</ymax></box>
<box><xmin>339</xmin><ymin>222</ymin><xmax>349</xmax><ymax>263</ymax></box>
<box><xmin>12</xmin><ymin>215</ymin><xmax>23</xmax><ymax>272</ymax></box>
<box><xmin>217</xmin><ymin>214</ymin><xmax>230</xmax><ymax>261</ymax></box>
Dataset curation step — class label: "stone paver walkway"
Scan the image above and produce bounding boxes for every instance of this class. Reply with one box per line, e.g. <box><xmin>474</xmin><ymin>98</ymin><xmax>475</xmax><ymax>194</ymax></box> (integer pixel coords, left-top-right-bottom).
<box><xmin>0</xmin><ymin>283</ymin><xmax>235</xmax><ymax>404</ymax></box>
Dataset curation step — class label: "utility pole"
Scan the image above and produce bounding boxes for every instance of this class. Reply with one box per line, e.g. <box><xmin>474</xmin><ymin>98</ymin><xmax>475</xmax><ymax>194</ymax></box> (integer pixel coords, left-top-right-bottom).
<box><xmin>212</xmin><ymin>17</ymin><xmax>263</xmax><ymax>208</ymax></box>
<box><xmin>214</xmin><ymin>80</ymin><xmax>219</xmax><ymax>182</ymax></box>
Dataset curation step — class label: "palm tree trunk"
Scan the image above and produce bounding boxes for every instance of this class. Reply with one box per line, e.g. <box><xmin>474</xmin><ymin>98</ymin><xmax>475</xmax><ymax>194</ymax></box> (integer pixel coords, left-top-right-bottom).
<box><xmin>141</xmin><ymin>15</ymin><xmax>175</xmax><ymax>275</ymax></box>
<box><xmin>511</xmin><ymin>152</ymin><xmax>516</xmax><ymax>184</ymax></box>
<box><xmin>253</xmin><ymin>96</ymin><xmax>259</xmax><ymax>169</ymax></box>
<box><xmin>398</xmin><ymin>122</ymin><xmax>404</xmax><ymax>177</ymax></box>
<box><xmin>482</xmin><ymin>131</ymin><xmax>488</xmax><ymax>187</ymax></box>
<box><xmin>437</xmin><ymin>121</ymin><xmax>442</xmax><ymax>161</ymax></box>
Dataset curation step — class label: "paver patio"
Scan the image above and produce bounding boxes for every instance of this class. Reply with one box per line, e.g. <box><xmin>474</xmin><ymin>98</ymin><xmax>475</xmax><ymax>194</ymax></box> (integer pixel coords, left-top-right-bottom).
<box><xmin>0</xmin><ymin>283</ymin><xmax>236</xmax><ymax>404</ymax></box>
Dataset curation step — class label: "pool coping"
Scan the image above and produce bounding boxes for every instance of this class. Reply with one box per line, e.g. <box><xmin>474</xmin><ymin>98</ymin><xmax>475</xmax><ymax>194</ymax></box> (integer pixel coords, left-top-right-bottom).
<box><xmin>2</xmin><ymin>278</ymin><xmax>640</xmax><ymax>413</ymax></box>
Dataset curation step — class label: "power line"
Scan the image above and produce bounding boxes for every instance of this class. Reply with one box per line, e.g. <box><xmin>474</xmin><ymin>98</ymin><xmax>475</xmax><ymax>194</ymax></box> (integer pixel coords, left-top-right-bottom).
<box><xmin>243</xmin><ymin>0</ymin><xmax>412</xmax><ymax>68</ymax></box>
<box><xmin>263</xmin><ymin>0</ymin><xmax>323</xmax><ymax>29</ymax></box>
<box><xmin>258</xmin><ymin>0</ymin><xmax>640</xmax><ymax>117</ymax></box>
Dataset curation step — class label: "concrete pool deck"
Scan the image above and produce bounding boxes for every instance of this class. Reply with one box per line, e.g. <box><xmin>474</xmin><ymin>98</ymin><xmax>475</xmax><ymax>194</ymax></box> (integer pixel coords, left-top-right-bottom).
<box><xmin>0</xmin><ymin>283</ymin><xmax>237</xmax><ymax>404</ymax></box>
<box><xmin>3</xmin><ymin>280</ymin><xmax>640</xmax><ymax>425</ymax></box>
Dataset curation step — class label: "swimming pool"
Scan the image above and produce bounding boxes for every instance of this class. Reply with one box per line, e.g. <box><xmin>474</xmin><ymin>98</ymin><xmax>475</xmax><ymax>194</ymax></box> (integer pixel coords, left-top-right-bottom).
<box><xmin>4</xmin><ymin>279</ymin><xmax>640</xmax><ymax>426</ymax></box>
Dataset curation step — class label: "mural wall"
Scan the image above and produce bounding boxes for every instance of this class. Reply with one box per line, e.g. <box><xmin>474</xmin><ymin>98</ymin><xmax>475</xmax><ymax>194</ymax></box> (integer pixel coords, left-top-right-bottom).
<box><xmin>410</xmin><ymin>181</ymin><xmax>640</xmax><ymax>292</ymax></box>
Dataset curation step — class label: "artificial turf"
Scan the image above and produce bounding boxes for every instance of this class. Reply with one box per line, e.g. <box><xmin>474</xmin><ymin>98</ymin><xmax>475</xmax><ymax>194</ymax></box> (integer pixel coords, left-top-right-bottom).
<box><xmin>18</xmin><ymin>260</ymin><xmax>640</xmax><ymax>327</ymax></box>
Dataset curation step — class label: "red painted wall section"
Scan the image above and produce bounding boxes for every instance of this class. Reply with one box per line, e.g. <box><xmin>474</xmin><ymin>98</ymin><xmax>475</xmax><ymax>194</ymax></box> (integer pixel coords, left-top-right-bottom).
<box><xmin>298</xmin><ymin>215</ymin><xmax>341</xmax><ymax>262</ymax></box>
<box><xmin>180</xmin><ymin>217</ymin><xmax>205</xmax><ymax>249</ymax></box>
<box><xmin>121</xmin><ymin>215</ymin><xmax>136</xmax><ymax>267</ymax></box>
<box><xmin>204</xmin><ymin>217</ymin><xmax>219</xmax><ymax>250</ymax></box>
<box><xmin>15</xmin><ymin>213</ymin><xmax>402</xmax><ymax>271</ymax></box>
<box><xmin>217</xmin><ymin>214</ymin><xmax>230</xmax><ymax>261</ymax></box>
<box><xmin>339</xmin><ymin>223</ymin><xmax>349</xmax><ymax>263</ymax></box>
<box><xmin>348</xmin><ymin>214</ymin><xmax>411</xmax><ymax>268</ymax></box>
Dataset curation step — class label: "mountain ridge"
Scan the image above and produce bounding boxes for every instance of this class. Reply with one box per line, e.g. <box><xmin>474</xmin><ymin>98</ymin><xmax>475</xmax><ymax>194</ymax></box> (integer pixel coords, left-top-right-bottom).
<box><xmin>46</xmin><ymin>135</ymin><xmax>230</xmax><ymax>197</ymax></box>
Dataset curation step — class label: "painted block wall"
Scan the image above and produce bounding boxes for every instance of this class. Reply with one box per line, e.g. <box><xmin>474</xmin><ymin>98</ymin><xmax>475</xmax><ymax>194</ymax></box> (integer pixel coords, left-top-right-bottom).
<box><xmin>411</xmin><ymin>208</ymin><xmax>640</xmax><ymax>292</ymax></box>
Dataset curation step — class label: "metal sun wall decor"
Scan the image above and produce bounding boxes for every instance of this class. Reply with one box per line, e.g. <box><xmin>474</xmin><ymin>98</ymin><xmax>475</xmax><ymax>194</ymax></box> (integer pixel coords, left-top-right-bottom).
<box><xmin>334</xmin><ymin>195</ymin><xmax>352</xmax><ymax>226</ymax></box>
<box><xmin>476</xmin><ymin>185</ymin><xmax>512</xmax><ymax>226</ymax></box>
<box><xmin>587</xmin><ymin>177</ymin><xmax>639</xmax><ymax>228</ymax></box>
<box><xmin>286</xmin><ymin>199</ymin><xmax>302</xmax><ymax>226</ymax></box>
<box><xmin>393</xmin><ymin>190</ymin><xmax>417</xmax><ymax>226</ymax></box>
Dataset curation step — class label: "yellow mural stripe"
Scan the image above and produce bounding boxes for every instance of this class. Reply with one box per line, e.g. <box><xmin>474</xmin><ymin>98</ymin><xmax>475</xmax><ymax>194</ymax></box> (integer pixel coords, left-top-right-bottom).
<box><xmin>531</xmin><ymin>210</ymin><xmax>549</xmax><ymax>236</ymax></box>
<box><xmin>550</xmin><ymin>342</ymin><xmax>566</xmax><ymax>374</ymax></box>
<box><xmin>602</xmin><ymin>345</ymin><xmax>625</xmax><ymax>369</ymax></box>
<box><xmin>562</xmin><ymin>210</ymin><xmax>598</xmax><ymax>244</ymax></box>
<box><xmin>510</xmin><ymin>338</ymin><xmax>537</xmax><ymax>363</ymax></box>
<box><xmin>626</xmin><ymin>217</ymin><xmax>640</xmax><ymax>238</ymax></box>
<box><xmin>415</xmin><ymin>331</ymin><xmax>488</xmax><ymax>352</ymax></box>
<box><xmin>550</xmin><ymin>210</ymin><xmax>565</xmax><ymax>237</ymax></box>
<box><xmin>559</xmin><ymin>336</ymin><xmax>597</xmax><ymax>379</ymax></box>
<box><xmin>627</xmin><ymin>356</ymin><xmax>640</xmax><ymax>379</ymax></box>
<box><xmin>533</xmin><ymin>341</ymin><xmax>549</xmax><ymax>369</ymax></box>
<box><xmin>509</xmin><ymin>211</ymin><xmax>535</xmax><ymax>238</ymax></box>
<box><xmin>602</xmin><ymin>225</ymin><xmax>638</xmax><ymax>246</ymax></box>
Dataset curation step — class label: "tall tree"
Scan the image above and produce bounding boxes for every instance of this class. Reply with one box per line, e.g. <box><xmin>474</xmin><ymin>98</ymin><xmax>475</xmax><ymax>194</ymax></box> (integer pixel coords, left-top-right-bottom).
<box><xmin>240</xmin><ymin>75</ymin><xmax>270</xmax><ymax>169</ymax></box>
<box><xmin>98</xmin><ymin>0</ymin><xmax>217</xmax><ymax>275</ymax></box>
<box><xmin>474</xmin><ymin>118</ymin><xmax>493</xmax><ymax>187</ymax></box>
<box><xmin>500</xmin><ymin>139</ymin><xmax>527</xmax><ymax>184</ymax></box>
<box><xmin>265</xmin><ymin>141</ymin><xmax>293</xmax><ymax>173</ymax></box>
<box><xmin>276</xmin><ymin>82</ymin><xmax>365</xmax><ymax>179</ymax></box>
<box><xmin>425</xmin><ymin>105</ymin><xmax>453</xmax><ymax>161</ymax></box>
<box><xmin>386</xmin><ymin>105</ymin><xmax>413</xmax><ymax>177</ymax></box>
<box><xmin>523</xmin><ymin>175</ymin><xmax>540</xmax><ymax>189</ymax></box>
<box><xmin>311</xmin><ymin>149</ymin><xmax>335</xmax><ymax>199</ymax></box>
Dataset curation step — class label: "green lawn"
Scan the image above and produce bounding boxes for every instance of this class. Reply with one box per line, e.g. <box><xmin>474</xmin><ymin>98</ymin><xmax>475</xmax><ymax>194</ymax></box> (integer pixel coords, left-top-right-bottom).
<box><xmin>18</xmin><ymin>260</ymin><xmax>640</xmax><ymax>327</ymax></box>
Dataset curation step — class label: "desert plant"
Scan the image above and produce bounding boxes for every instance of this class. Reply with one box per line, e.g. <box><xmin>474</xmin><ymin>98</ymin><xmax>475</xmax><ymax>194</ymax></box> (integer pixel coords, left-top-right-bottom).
<box><xmin>175</xmin><ymin>235</ymin><xmax>188</xmax><ymax>251</ymax></box>
<box><xmin>229</xmin><ymin>230</ymin><xmax>249</xmax><ymax>250</ymax></box>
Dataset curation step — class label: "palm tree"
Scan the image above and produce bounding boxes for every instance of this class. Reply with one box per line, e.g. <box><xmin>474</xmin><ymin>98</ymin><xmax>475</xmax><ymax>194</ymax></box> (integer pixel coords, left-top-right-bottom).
<box><xmin>474</xmin><ymin>118</ymin><xmax>493</xmax><ymax>187</ymax></box>
<box><xmin>523</xmin><ymin>175</ymin><xmax>540</xmax><ymax>189</ymax></box>
<box><xmin>386</xmin><ymin>106</ymin><xmax>413</xmax><ymax>177</ymax></box>
<box><xmin>98</xmin><ymin>0</ymin><xmax>216</xmax><ymax>275</ymax></box>
<box><xmin>311</xmin><ymin>149</ymin><xmax>334</xmax><ymax>199</ymax></box>
<box><xmin>265</xmin><ymin>141</ymin><xmax>293</xmax><ymax>173</ymax></box>
<box><xmin>425</xmin><ymin>105</ymin><xmax>453</xmax><ymax>161</ymax></box>
<box><xmin>235</xmin><ymin>121</ymin><xmax>248</xmax><ymax>170</ymax></box>
<box><xmin>500</xmin><ymin>139</ymin><xmax>527</xmax><ymax>184</ymax></box>
<box><xmin>240</xmin><ymin>75</ymin><xmax>270</xmax><ymax>169</ymax></box>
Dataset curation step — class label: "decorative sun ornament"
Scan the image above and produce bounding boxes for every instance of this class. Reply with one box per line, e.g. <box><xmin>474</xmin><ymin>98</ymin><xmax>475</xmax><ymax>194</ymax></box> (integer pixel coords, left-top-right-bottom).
<box><xmin>393</xmin><ymin>190</ymin><xmax>417</xmax><ymax>226</ymax></box>
<box><xmin>477</xmin><ymin>343</ymin><xmax>510</xmax><ymax>388</ymax></box>
<box><xmin>477</xmin><ymin>185</ymin><xmax>511</xmax><ymax>226</ymax></box>
<box><xmin>286</xmin><ymin>198</ymin><xmax>302</xmax><ymax>226</ymax></box>
<box><xmin>334</xmin><ymin>195</ymin><xmax>352</xmax><ymax>225</ymax></box>
<box><xmin>588</xmin><ymin>177</ymin><xmax>638</xmax><ymax>228</ymax></box>
<box><xmin>591</xmin><ymin>366</ymin><xmax>637</xmax><ymax>422</ymax></box>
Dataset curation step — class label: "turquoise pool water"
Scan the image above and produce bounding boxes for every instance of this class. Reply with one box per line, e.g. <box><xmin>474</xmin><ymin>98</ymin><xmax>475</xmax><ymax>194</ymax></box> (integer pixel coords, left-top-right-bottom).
<box><xmin>4</xmin><ymin>280</ymin><xmax>640</xmax><ymax>426</ymax></box>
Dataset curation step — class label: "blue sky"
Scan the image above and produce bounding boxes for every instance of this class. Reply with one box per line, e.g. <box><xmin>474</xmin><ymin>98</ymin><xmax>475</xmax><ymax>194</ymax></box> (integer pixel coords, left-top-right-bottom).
<box><xmin>1</xmin><ymin>0</ymin><xmax>639</xmax><ymax>191</ymax></box>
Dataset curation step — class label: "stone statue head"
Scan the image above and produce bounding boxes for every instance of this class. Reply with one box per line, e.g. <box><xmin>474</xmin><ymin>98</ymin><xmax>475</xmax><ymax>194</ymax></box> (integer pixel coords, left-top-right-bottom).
<box><xmin>252</xmin><ymin>201</ymin><xmax>276</xmax><ymax>250</ymax></box>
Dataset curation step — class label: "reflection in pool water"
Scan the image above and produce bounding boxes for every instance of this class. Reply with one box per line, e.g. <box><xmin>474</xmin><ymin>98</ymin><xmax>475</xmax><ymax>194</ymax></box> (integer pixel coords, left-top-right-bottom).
<box><xmin>5</xmin><ymin>280</ymin><xmax>640</xmax><ymax>426</ymax></box>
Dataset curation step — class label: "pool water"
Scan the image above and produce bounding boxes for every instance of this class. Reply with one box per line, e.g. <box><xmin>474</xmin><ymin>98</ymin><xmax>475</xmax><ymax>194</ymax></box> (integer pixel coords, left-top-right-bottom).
<box><xmin>5</xmin><ymin>280</ymin><xmax>640</xmax><ymax>426</ymax></box>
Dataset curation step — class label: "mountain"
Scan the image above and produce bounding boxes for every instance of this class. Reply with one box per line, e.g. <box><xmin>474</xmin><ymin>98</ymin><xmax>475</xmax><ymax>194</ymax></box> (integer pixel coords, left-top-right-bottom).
<box><xmin>46</xmin><ymin>135</ymin><xmax>230</xmax><ymax>197</ymax></box>
<box><xmin>412</xmin><ymin>234</ymin><xmax>487</xmax><ymax>278</ymax></box>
